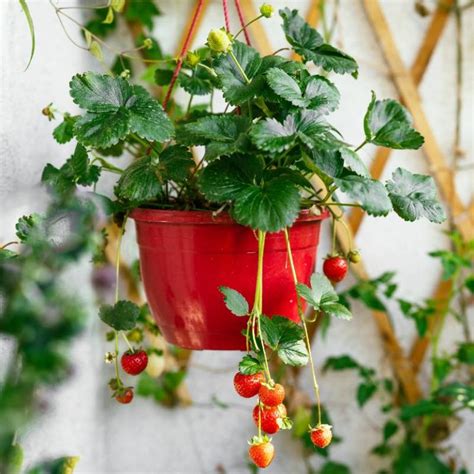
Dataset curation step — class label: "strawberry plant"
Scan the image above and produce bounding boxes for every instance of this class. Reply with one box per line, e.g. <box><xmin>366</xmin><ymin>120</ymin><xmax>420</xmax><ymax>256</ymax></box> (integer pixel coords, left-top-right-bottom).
<box><xmin>6</xmin><ymin>1</ymin><xmax>449</xmax><ymax>471</ymax></box>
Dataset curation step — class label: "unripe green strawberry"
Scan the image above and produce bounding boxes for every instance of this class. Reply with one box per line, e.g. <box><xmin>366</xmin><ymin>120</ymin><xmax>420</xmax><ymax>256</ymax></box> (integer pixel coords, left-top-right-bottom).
<box><xmin>207</xmin><ymin>28</ymin><xmax>232</xmax><ymax>53</ymax></box>
<box><xmin>260</xmin><ymin>4</ymin><xmax>274</xmax><ymax>18</ymax></box>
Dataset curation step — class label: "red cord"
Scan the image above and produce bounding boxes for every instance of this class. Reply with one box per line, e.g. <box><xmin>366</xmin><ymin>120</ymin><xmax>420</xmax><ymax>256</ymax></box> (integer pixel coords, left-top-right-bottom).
<box><xmin>234</xmin><ymin>0</ymin><xmax>251</xmax><ymax>46</ymax></box>
<box><xmin>222</xmin><ymin>0</ymin><xmax>231</xmax><ymax>32</ymax></box>
<box><xmin>163</xmin><ymin>0</ymin><xmax>204</xmax><ymax>111</ymax></box>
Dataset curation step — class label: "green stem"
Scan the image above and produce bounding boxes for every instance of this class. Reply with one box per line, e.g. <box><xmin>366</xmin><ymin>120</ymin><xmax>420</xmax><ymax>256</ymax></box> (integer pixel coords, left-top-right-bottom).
<box><xmin>253</xmin><ymin>230</ymin><xmax>272</xmax><ymax>382</ymax></box>
<box><xmin>93</xmin><ymin>156</ymin><xmax>124</xmax><ymax>174</ymax></box>
<box><xmin>284</xmin><ymin>228</ymin><xmax>322</xmax><ymax>426</ymax></box>
<box><xmin>186</xmin><ymin>94</ymin><xmax>194</xmax><ymax>116</ymax></box>
<box><xmin>228</xmin><ymin>50</ymin><xmax>250</xmax><ymax>84</ymax></box>
<box><xmin>234</xmin><ymin>15</ymin><xmax>263</xmax><ymax>40</ymax></box>
<box><xmin>121</xmin><ymin>332</ymin><xmax>134</xmax><ymax>353</ymax></box>
<box><xmin>354</xmin><ymin>139</ymin><xmax>368</xmax><ymax>152</ymax></box>
<box><xmin>114</xmin><ymin>332</ymin><xmax>122</xmax><ymax>387</ymax></box>
<box><xmin>324</xmin><ymin>202</ymin><xmax>362</xmax><ymax>208</ymax></box>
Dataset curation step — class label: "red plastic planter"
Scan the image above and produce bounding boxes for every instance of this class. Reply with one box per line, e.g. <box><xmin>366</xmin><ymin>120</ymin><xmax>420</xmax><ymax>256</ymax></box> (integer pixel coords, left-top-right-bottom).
<box><xmin>131</xmin><ymin>209</ymin><xmax>329</xmax><ymax>350</ymax></box>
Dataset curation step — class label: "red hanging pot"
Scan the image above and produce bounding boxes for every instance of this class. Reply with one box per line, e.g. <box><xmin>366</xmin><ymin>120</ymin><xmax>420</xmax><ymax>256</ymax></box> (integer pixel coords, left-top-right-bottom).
<box><xmin>130</xmin><ymin>208</ymin><xmax>329</xmax><ymax>351</ymax></box>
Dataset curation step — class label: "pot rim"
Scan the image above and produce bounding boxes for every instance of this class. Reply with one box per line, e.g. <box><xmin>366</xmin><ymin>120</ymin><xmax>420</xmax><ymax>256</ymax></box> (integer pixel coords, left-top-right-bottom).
<box><xmin>130</xmin><ymin>207</ymin><xmax>330</xmax><ymax>225</ymax></box>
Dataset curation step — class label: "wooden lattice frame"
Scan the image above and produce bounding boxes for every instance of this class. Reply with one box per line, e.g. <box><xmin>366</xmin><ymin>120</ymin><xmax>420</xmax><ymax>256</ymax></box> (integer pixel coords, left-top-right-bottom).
<box><xmin>119</xmin><ymin>0</ymin><xmax>473</xmax><ymax>405</ymax></box>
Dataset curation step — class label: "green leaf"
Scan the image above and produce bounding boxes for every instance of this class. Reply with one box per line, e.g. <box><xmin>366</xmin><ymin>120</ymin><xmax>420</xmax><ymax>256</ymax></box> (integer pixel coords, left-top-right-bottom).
<box><xmin>309</xmin><ymin>148</ymin><xmax>344</xmax><ymax>178</ymax></box>
<box><xmin>124</xmin><ymin>0</ymin><xmax>161</xmax><ymax>30</ymax></box>
<box><xmin>154</xmin><ymin>67</ymin><xmax>174</xmax><ymax>85</ymax></box>
<box><xmin>279</xmin><ymin>8</ymin><xmax>324</xmax><ymax>57</ymax></box>
<box><xmin>41</xmin><ymin>164</ymin><xmax>75</xmax><ymax>195</ymax></box>
<box><xmin>279</xmin><ymin>8</ymin><xmax>358</xmax><ymax>76</ymax></box>
<box><xmin>16</xmin><ymin>214</ymin><xmax>42</xmax><ymax>243</ymax></box>
<box><xmin>400</xmin><ymin>400</ymin><xmax>452</xmax><ymax>420</ymax></box>
<box><xmin>19</xmin><ymin>0</ymin><xmax>35</xmax><ymax>70</ymax></box>
<box><xmin>70</xmin><ymin>73</ymin><xmax>173</xmax><ymax>147</ymax></box>
<box><xmin>159</xmin><ymin>145</ymin><xmax>194</xmax><ymax>182</ymax></box>
<box><xmin>0</xmin><ymin>248</ymin><xmax>17</xmax><ymax>261</ymax></box>
<box><xmin>231</xmin><ymin>176</ymin><xmax>300</xmax><ymax>232</ymax></box>
<box><xmin>386</xmin><ymin>168</ymin><xmax>446</xmax><ymax>223</ymax></box>
<box><xmin>465</xmin><ymin>275</ymin><xmax>474</xmax><ymax>294</ymax></box>
<box><xmin>198</xmin><ymin>154</ymin><xmax>262</xmax><ymax>201</ymax></box>
<box><xmin>250</xmin><ymin>110</ymin><xmax>341</xmax><ymax>153</ymax></box>
<box><xmin>213</xmin><ymin>41</ymin><xmax>262</xmax><ymax>105</ymax></box>
<box><xmin>308</xmin><ymin>44</ymin><xmax>358</xmax><ymax>77</ymax></box>
<box><xmin>26</xmin><ymin>456</ymin><xmax>80</xmax><ymax>474</ymax></box>
<box><xmin>335</xmin><ymin>175</ymin><xmax>392</xmax><ymax>216</ymax></box>
<box><xmin>339</xmin><ymin>147</ymin><xmax>369</xmax><ymax>177</ymax></box>
<box><xmin>321</xmin><ymin>302</ymin><xmax>352</xmax><ymax>320</ymax></box>
<box><xmin>180</xmin><ymin>67</ymin><xmax>216</xmax><ymax>96</ymax></box>
<box><xmin>433</xmin><ymin>357</ymin><xmax>452</xmax><ymax>384</ymax></box>
<box><xmin>42</xmin><ymin>144</ymin><xmax>101</xmax><ymax>194</ymax></box>
<box><xmin>297</xmin><ymin>273</ymin><xmax>352</xmax><ymax>320</ymax></box>
<box><xmin>393</xmin><ymin>443</ymin><xmax>451</xmax><ymax>474</ymax></box>
<box><xmin>296</xmin><ymin>273</ymin><xmax>338</xmax><ymax>308</ymax></box>
<box><xmin>266</xmin><ymin>68</ymin><xmax>340</xmax><ymax>114</ymax></box>
<box><xmin>364</xmin><ymin>92</ymin><xmax>424</xmax><ymax>149</ymax></box>
<box><xmin>219</xmin><ymin>286</ymin><xmax>249</xmax><ymax>316</ymax></box>
<box><xmin>99</xmin><ymin>300</ymin><xmax>140</xmax><ymax>331</ymax></box>
<box><xmin>260</xmin><ymin>316</ymin><xmax>308</xmax><ymax>366</ymax></box>
<box><xmin>75</xmin><ymin>108</ymin><xmax>130</xmax><ymax>148</ymax></box>
<box><xmin>434</xmin><ymin>382</ymin><xmax>474</xmax><ymax>409</ymax></box>
<box><xmin>383</xmin><ymin>420</ymin><xmax>398</xmax><ymax>442</ymax></box>
<box><xmin>303</xmin><ymin>75</ymin><xmax>340</xmax><ymax>113</ymax></box>
<box><xmin>429</xmin><ymin>249</ymin><xmax>470</xmax><ymax>280</ymax></box>
<box><xmin>64</xmin><ymin>143</ymin><xmax>101</xmax><ymax>186</ymax></box>
<box><xmin>357</xmin><ymin>381</ymin><xmax>377</xmax><ymax>407</ymax></box>
<box><xmin>52</xmin><ymin>114</ymin><xmax>77</xmax><ymax>144</ymax></box>
<box><xmin>127</xmin><ymin>85</ymin><xmax>174</xmax><ymax>142</ymax></box>
<box><xmin>323</xmin><ymin>355</ymin><xmax>360</xmax><ymax>371</ymax></box>
<box><xmin>456</xmin><ymin>342</ymin><xmax>474</xmax><ymax>365</ymax></box>
<box><xmin>239</xmin><ymin>355</ymin><xmax>264</xmax><ymax>375</ymax></box>
<box><xmin>115</xmin><ymin>156</ymin><xmax>162</xmax><ymax>202</ymax></box>
<box><xmin>176</xmin><ymin>114</ymin><xmax>251</xmax><ymax>161</ymax></box>
<box><xmin>70</xmin><ymin>73</ymin><xmax>131</xmax><ymax>112</ymax></box>
<box><xmin>266</xmin><ymin>67</ymin><xmax>307</xmax><ymax>107</ymax></box>
<box><xmin>320</xmin><ymin>461</ymin><xmax>351</xmax><ymax>474</ymax></box>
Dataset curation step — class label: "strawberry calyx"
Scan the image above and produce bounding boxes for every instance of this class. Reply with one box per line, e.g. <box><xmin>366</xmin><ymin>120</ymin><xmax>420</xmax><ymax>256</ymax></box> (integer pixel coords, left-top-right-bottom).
<box><xmin>248</xmin><ymin>434</ymin><xmax>272</xmax><ymax>446</ymax></box>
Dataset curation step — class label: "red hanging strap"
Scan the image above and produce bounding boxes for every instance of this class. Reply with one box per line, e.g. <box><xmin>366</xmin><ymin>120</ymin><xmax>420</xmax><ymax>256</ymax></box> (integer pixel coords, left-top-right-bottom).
<box><xmin>163</xmin><ymin>0</ymin><xmax>205</xmax><ymax>111</ymax></box>
<box><xmin>234</xmin><ymin>0</ymin><xmax>251</xmax><ymax>46</ymax></box>
<box><xmin>222</xmin><ymin>0</ymin><xmax>231</xmax><ymax>32</ymax></box>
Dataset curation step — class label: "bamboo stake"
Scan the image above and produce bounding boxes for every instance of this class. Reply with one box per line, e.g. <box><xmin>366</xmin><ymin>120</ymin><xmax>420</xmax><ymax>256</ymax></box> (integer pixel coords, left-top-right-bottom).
<box><xmin>349</xmin><ymin>0</ymin><xmax>455</xmax><ymax>234</ymax></box>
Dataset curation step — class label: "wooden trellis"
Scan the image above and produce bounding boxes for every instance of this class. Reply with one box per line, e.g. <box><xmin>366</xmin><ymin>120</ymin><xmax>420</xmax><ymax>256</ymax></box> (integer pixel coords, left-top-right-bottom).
<box><xmin>118</xmin><ymin>0</ymin><xmax>472</xmax><ymax>405</ymax></box>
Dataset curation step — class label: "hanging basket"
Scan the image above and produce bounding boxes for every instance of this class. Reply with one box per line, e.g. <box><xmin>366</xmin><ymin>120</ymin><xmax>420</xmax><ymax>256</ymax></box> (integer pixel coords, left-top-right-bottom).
<box><xmin>131</xmin><ymin>208</ymin><xmax>329</xmax><ymax>350</ymax></box>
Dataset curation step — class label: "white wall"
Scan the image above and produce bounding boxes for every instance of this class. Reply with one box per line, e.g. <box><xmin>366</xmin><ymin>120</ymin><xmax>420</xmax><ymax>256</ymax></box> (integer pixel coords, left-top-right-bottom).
<box><xmin>1</xmin><ymin>1</ymin><xmax>472</xmax><ymax>473</ymax></box>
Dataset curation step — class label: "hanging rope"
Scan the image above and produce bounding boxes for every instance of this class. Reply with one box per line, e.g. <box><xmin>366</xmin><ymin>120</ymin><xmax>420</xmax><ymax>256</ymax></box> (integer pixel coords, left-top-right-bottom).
<box><xmin>222</xmin><ymin>0</ymin><xmax>231</xmax><ymax>31</ymax></box>
<box><xmin>163</xmin><ymin>0</ymin><xmax>205</xmax><ymax>111</ymax></box>
<box><xmin>234</xmin><ymin>0</ymin><xmax>251</xmax><ymax>45</ymax></box>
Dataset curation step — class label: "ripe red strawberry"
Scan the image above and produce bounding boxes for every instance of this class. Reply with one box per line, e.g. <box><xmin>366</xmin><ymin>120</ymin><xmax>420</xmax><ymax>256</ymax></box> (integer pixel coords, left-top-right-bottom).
<box><xmin>310</xmin><ymin>424</ymin><xmax>332</xmax><ymax>448</ymax></box>
<box><xmin>115</xmin><ymin>388</ymin><xmax>134</xmax><ymax>404</ymax></box>
<box><xmin>252</xmin><ymin>404</ymin><xmax>287</xmax><ymax>434</ymax></box>
<box><xmin>248</xmin><ymin>436</ymin><xmax>275</xmax><ymax>468</ymax></box>
<box><xmin>233</xmin><ymin>371</ymin><xmax>265</xmax><ymax>398</ymax></box>
<box><xmin>121</xmin><ymin>350</ymin><xmax>148</xmax><ymax>375</ymax></box>
<box><xmin>323</xmin><ymin>256</ymin><xmax>348</xmax><ymax>282</ymax></box>
<box><xmin>258</xmin><ymin>383</ymin><xmax>285</xmax><ymax>406</ymax></box>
